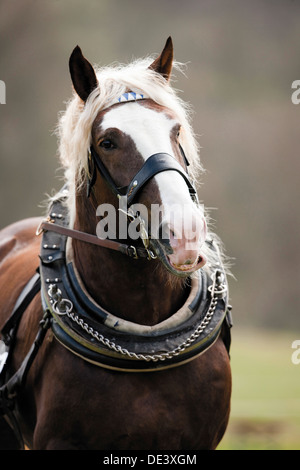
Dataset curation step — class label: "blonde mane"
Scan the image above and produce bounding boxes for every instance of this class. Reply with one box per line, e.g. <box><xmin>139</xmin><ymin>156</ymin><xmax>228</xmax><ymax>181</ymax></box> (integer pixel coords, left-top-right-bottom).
<box><xmin>54</xmin><ymin>56</ymin><xmax>227</xmax><ymax>273</ymax></box>
<box><xmin>56</xmin><ymin>58</ymin><xmax>201</xmax><ymax>207</ymax></box>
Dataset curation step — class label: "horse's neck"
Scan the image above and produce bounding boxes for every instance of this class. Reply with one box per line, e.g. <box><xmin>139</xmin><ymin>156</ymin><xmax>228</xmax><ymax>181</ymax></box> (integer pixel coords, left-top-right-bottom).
<box><xmin>72</xmin><ymin>193</ymin><xmax>187</xmax><ymax>326</ymax></box>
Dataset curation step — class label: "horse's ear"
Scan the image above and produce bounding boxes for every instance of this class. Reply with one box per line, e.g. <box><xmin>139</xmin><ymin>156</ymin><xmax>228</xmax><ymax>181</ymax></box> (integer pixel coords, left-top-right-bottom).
<box><xmin>69</xmin><ymin>46</ymin><xmax>98</xmax><ymax>102</ymax></box>
<box><xmin>149</xmin><ymin>37</ymin><xmax>173</xmax><ymax>81</ymax></box>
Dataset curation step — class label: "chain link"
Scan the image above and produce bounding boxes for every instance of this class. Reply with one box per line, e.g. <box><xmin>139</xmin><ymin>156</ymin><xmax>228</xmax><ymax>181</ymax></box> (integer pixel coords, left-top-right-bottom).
<box><xmin>49</xmin><ymin>270</ymin><xmax>226</xmax><ymax>363</ymax></box>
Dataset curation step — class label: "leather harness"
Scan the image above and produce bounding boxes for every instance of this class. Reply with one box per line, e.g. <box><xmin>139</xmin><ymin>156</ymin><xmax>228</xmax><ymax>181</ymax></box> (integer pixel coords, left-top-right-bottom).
<box><xmin>0</xmin><ymin>191</ymin><xmax>231</xmax><ymax>375</ymax></box>
<box><xmin>0</xmin><ymin>192</ymin><xmax>232</xmax><ymax>448</ymax></box>
<box><xmin>42</xmin><ymin>198</ymin><xmax>231</xmax><ymax>371</ymax></box>
<box><xmin>0</xmin><ymin>98</ymin><xmax>232</xmax><ymax>447</ymax></box>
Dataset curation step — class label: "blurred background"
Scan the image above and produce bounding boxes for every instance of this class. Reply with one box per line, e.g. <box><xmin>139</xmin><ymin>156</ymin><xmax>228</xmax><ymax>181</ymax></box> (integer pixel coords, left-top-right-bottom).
<box><xmin>0</xmin><ymin>0</ymin><xmax>299</xmax><ymax>449</ymax></box>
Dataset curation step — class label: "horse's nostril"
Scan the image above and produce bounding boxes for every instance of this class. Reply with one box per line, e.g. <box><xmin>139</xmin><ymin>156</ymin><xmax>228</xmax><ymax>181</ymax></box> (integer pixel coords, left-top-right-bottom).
<box><xmin>169</xmin><ymin>229</ymin><xmax>175</xmax><ymax>240</ymax></box>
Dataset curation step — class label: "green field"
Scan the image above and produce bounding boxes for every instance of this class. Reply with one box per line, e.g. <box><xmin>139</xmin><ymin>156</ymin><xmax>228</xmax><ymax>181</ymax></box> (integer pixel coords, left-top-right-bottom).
<box><xmin>217</xmin><ymin>327</ymin><xmax>300</xmax><ymax>450</ymax></box>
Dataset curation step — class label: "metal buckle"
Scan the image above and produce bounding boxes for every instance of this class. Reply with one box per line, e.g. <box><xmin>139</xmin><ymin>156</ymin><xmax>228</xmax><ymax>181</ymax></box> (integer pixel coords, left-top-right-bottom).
<box><xmin>118</xmin><ymin>208</ymin><xmax>135</xmax><ymax>222</ymax></box>
<box><xmin>208</xmin><ymin>270</ymin><xmax>227</xmax><ymax>299</ymax></box>
<box><xmin>139</xmin><ymin>217</ymin><xmax>150</xmax><ymax>250</ymax></box>
<box><xmin>128</xmin><ymin>246</ymin><xmax>138</xmax><ymax>259</ymax></box>
<box><xmin>146</xmin><ymin>249</ymin><xmax>157</xmax><ymax>260</ymax></box>
<box><xmin>119</xmin><ymin>209</ymin><xmax>153</xmax><ymax>257</ymax></box>
<box><xmin>35</xmin><ymin>216</ymin><xmax>54</xmax><ymax>236</ymax></box>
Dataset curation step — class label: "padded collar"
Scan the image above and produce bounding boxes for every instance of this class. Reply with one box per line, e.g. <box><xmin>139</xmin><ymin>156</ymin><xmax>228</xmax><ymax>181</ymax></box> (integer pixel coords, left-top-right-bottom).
<box><xmin>40</xmin><ymin>196</ymin><xmax>230</xmax><ymax>372</ymax></box>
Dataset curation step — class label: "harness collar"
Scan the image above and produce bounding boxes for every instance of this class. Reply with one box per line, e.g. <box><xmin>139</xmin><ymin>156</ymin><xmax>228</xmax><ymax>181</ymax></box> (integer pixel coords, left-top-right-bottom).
<box><xmin>38</xmin><ymin>195</ymin><xmax>231</xmax><ymax>372</ymax></box>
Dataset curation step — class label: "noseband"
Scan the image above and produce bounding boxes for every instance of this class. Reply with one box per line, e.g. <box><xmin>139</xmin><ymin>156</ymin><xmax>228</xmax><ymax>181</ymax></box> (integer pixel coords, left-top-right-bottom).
<box><xmin>87</xmin><ymin>146</ymin><xmax>198</xmax><ymax>205</ymax></box>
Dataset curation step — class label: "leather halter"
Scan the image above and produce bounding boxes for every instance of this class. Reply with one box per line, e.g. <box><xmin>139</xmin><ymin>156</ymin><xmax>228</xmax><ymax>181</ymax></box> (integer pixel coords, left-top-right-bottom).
<box><xmin>36</xmin><ymin>146</ymin><xmax>200</xmax><ymax>261</ymax></box>
<box><xmin>83</xmin><ymin>93</ymin><xmax>199</xmax><ymax>258</ymax></box>
<box><xmin>87</xmin><ymin>146</ymin><xmax>198</xmax><ymax>204</ymax></box>
<box><xmin>37</xmin><ymin>150</ymin><xmax>199</xmax><ymax>264</ymax></box>
<box><xmin>86</xmin><ymin>89</ymin><xmax>195</xmax><ymax>202</ymax></box>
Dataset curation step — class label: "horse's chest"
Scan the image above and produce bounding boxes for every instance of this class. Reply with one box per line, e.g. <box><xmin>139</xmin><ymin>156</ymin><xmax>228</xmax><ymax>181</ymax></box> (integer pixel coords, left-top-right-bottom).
<box><xmin>87</xmin><ymin>350</ymin><xmax>230</xmax><ymax>449</ymax></box>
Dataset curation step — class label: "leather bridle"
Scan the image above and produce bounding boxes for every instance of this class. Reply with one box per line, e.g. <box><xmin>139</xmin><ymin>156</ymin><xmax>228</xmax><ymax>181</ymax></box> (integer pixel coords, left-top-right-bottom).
<box><xmin>86</xmin><ymin>144</ymin><xmax>199</xmax><ymax>259</ymax></box>
<box><xmin>87</xmin><ymin>144</ymin><xmax>198</xmax><ymax>205</ymax></box>
<box><xmin>37</xmin><ymin>148</ymin><xmax>199</xmax><ymax>264</ymax></box>
<box><xmin>38</xmin><ymin>96</ymin><xmax>200</xmax><ymax>263</ymax></box>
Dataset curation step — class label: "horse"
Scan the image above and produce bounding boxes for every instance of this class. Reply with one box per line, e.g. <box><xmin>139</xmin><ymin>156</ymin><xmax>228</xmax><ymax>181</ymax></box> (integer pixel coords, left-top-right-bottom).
<box><xmin>0</xmin><ymin>37</ymin><xmax>232</xmax><ymax>450</ymax></box>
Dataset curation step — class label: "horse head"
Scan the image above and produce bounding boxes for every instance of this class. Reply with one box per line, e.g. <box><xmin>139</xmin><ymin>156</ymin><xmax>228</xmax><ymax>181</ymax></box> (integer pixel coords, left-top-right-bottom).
<box><xmin>66</xmin><ymin>38</ymin><xmax>207</xmax><ymax>277</ymax></box>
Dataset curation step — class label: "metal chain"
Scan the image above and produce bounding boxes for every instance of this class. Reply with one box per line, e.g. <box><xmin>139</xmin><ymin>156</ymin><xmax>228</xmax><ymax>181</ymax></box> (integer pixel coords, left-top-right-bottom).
<box><xmin>49</xmin><ymin>270</ymin><xmax>226</xmax><ymax>363</ymax></box>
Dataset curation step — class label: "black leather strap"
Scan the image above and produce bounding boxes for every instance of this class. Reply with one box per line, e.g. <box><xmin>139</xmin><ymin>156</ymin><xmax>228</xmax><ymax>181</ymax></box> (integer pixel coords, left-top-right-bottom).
<box><xmin>1</xmin><ymin>272</ymin><xmax>41</xmax><ymax>346</ymax></box>
<box><xmin>90</xmin><ymin>146</ymin><xmax>124</xmax><ymax>198</ymax></box>
<box><xmin>125</xmin><ymin>153</ymin><xmax>197</xmax><ymax>205</ymax></box>
<box><xmin>89</xmin><ymin>147</ymin><xmax>198</xmax><ymax>204</ymax></box>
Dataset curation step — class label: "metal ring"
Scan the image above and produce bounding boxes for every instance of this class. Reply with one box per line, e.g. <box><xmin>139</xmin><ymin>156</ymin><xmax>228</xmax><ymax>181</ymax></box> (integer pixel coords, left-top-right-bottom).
<box><xmin>53</xmin><ymin>299</ymin><xmax>73</xmax><ymax>316</ymax></box>
<box><xmin>147</xmin><ymin>249</ymin><xmax>157</xmax><ymax>260</ymax></box>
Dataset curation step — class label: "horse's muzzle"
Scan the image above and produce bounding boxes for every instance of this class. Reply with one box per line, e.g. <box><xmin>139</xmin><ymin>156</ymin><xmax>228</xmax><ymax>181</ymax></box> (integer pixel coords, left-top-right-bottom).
<box><xmin>153</xmin><ymin>213</ymin><xmax>207</xmax><ymax>277</ymax></box>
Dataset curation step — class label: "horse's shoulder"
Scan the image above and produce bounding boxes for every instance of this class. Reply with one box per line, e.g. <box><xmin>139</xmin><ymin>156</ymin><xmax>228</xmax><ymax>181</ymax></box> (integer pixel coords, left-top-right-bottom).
<box><xmin>0</xmin><ymin>218</ymin><xmax>41</xmax><ymax>261</ymax></box>
<box><xmin>0</xmin><ymin>218</ymin><xmax>41</xmax><ymax>325</ymax></box>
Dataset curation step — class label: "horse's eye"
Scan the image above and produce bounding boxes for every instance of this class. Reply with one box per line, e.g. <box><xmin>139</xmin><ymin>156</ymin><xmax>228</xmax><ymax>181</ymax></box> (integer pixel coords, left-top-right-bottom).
<box><xmin>100</xmin><ymin>139</ymin><xmax>116</xmax><ymax>150</ymax></box>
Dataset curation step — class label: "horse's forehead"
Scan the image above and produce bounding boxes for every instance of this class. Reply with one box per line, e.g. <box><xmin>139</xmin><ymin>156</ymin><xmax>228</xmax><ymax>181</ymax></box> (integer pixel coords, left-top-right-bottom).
<box><xmin>98</xmin><ymin>102</ymin><xmax>178</xmax><ymax>158</ymax></box>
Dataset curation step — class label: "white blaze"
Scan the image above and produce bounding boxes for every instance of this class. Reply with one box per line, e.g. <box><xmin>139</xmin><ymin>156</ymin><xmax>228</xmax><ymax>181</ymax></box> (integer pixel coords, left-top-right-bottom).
<box><xmin>101</xmin><ymin>103</ymin><xmax>206</xmax><ymax>255</ymax></box>
<box><xmin>101</xmin><ymin>103</ymin><xmax>189</xmax><ymax>207</ymax></box>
